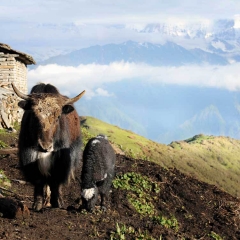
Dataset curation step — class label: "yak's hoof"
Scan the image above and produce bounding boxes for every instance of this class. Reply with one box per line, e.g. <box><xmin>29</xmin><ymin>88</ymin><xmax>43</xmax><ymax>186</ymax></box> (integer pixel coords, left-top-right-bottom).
<box><xmin>51</xmin><ymin>198</ymin><xmax>64</xmax><ymax>209</ymax></box>
<box><xmin>43</xmin><ymin>199</ymin><xmax>51</xmax><ymax>207</ymax></box>
<box><xmin>32</xmin><ymin>199</ymin><xmax>43</xmax><ymax>211</ymax></box>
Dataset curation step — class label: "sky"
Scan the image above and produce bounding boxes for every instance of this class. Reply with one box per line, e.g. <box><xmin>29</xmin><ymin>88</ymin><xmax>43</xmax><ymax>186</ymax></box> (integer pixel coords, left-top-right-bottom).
<box><xmin>2</xmin><ymin>1</ymin><xmax>240</xmax><ymax>97</ymax></box>
<box><xmin>1</xmin><ymin>0</ymin><xmax>240</xmax><ymax>24</ymax></box>
<box><xmin>2</xmin><ymin>0</ymin><xmax>240</xmax><ymax>51</ymax></box>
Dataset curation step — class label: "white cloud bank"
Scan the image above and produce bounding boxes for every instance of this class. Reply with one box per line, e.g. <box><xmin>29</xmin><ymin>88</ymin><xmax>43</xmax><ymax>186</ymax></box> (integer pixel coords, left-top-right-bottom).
<box><xmin>28</xmin><ymin>62</ymin><xmax>240</xmax><ymax>98</ymax></box>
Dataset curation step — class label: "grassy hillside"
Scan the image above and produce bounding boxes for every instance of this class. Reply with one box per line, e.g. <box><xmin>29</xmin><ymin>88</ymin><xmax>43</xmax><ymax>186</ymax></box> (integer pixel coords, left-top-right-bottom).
<box><xmin>81</xmin><ymin>116</ymin><xmax>240</xmax><ymax>198</ymax></box>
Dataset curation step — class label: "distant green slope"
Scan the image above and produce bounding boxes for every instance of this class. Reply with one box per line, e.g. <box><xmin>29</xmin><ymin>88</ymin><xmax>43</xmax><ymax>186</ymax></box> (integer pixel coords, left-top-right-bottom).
<box><xmin>75</xmin><ymin>97</ymin><xmax>147</xmax><ymax>137</ymax></box>
<box><xmin>82</xmin><ymin>116</ymin><xmax>240</xmax><ymax>198</ymax></box>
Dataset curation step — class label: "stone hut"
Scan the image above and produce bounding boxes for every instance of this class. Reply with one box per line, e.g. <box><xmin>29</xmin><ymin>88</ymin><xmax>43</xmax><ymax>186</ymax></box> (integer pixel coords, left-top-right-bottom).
<box><xmin>0</xmin><ymin>43</ymin><xmax>35</xmax><ymax>129</ymax></box>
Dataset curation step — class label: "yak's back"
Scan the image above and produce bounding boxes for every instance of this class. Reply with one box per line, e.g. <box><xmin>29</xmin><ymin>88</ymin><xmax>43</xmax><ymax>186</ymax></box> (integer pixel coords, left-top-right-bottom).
<box><xmin>82</xmin><ymin>135</ymin><xmax>115</xmax><ymax>182</ymax></box>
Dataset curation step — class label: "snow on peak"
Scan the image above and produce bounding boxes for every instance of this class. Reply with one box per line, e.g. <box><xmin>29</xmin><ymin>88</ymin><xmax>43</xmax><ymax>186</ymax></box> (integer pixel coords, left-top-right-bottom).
<box><xmin>126</xmin><ymin>21</ymin><xmax>214</xmax><ymax>39</ymax></box>
<box><xmin>234</xmin><ymin>15</ymin><xmax>240</xmax><ymax>29</ymax></box>
<box><xmin>125</xmin><ymin>23</ymin><xmax>146</xmax><ymax>32</ymax></box>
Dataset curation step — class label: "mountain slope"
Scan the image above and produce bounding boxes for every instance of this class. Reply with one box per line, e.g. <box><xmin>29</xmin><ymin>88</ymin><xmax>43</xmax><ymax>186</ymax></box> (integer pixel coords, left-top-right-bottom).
<box><xmin>0</xmin><ymin>127</ymin><xmax>239</xmax><ymax>239</ymax></box>
<box><xmin>190</xmin><ymin>48</ymin><xmax>228</xmax><ymax>65</ymax></box>
<box><xmin>0</xmin><ymin>152</ymin><xmax>239</xmax><ymax>239</ymax></box>
<box><xmin>164</xmin><ymin>105</ymin><xmax>226</xmax><ymax>142</ymax></box>
<box><xmin>81</xmin><ymin>116</ymin><xmax>240</xmax><ymax>198</ymax></box>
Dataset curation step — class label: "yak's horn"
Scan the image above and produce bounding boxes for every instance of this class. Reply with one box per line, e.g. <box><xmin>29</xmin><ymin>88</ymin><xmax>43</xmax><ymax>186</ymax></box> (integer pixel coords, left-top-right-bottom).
<box><xmin>11</xmin><ymin>83</ymin><xmax>30</xmax><ymax>100</ymax></box>
<box><xmin>65</xmin><ymin>90</ymin><xmax>86</xmax><ymax>105</ymax></box>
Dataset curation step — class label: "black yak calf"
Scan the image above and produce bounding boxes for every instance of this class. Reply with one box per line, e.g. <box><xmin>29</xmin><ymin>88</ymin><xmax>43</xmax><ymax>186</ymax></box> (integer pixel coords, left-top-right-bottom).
<box><xmin>81</xmin><ymin>134</ymin><xmax>116</xmax><ymax>212</ymax></box>
<box><xmin>12</xmin><ymin>83</ymin><xmax>85</xmax><ymax>211</ymax></box>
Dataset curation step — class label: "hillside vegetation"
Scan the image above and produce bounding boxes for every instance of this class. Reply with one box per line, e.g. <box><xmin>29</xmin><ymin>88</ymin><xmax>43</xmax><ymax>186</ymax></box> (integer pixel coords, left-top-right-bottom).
<box><xmin>81</xmin><ymin>116</ymin><xmax>240</xmax><ymax>198</ymax></box>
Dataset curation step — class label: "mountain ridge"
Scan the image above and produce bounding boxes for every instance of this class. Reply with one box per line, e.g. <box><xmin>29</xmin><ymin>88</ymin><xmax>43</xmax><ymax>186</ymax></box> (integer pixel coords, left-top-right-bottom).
<box><xmin>35</xmin><ymin>40</ymin><xmax>229</xmax><ymax>67</ymax></box>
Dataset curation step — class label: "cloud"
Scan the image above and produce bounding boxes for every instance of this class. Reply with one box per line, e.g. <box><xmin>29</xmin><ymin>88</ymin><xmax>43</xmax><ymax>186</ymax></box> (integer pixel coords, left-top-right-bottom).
<box><xmin>28</xmin><ymin>62</ymin><xmax>240</xmax><ymax>98</ymax></box>
<box><xmin>1</xmin><ymin>0</ymin><xmax>240</xmax><ymax>24</ymax></box>
<box><xmin>95</xmin><ymin>88</ymin><xmax>114</xmax><ymax>97</ymax></box>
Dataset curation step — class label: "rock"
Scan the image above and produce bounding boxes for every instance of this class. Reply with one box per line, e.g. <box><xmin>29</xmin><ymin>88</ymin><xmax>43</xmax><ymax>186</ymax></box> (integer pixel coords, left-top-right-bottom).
<box><xmin>0</xmin><ymin>198</ymin><xmax>30</xmax><ymax>219</ymax></box>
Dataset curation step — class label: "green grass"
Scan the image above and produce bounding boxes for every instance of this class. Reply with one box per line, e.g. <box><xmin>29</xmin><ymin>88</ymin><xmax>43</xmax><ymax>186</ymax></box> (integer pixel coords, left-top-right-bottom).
<box><xmin>82</xmin><ymin>116</ymin><xmax>240</xmax><ymax>198</ymax></box>
<box><xmin>113</xmin><ymin>172</ymin><xmax>160</xmax><ymax>217</ymax></box>
<box><xmin>0</xmin><ymin>140</ymin><xmax>8</xmax><ymax>149</ymax></box>
<box><xmin>112</xmin><ymin>172</ymin><xmax>179</xmax><ymax>238</ymax></box>
<box><xmin>0</xmin><ymin>169</ymin><xmax>11</xmax><ymax>188</ymax></box>
<box><xmin>184</xmin><ymin>134</ymin><xmax>214</xmax><ymax>144</ymax></box>
<box><xmin>110</xmin><ymin>223</ymin><xmax>160</xmax><ymax>240</ymax></box>
<box><xmin>209</xmin><ymin>231</ymin><xmax>224</xmax><ymax>240</ymax></box>
<box><xmin>81</xmin><ymin>116</ymin><xmax>152</xmax><ymax>158</ymax></box>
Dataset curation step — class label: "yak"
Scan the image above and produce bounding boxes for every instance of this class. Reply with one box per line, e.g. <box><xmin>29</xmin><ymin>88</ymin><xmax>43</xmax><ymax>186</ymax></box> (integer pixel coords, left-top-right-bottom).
<box><xmin>12</xmin><ymin>83</ymin><xmax>85</xmax><ymax>211</ymax></box>
<box><xmin>81</xmin><ymin>134</ymin><xmax>116</xmax><ymax>212</ymax></box>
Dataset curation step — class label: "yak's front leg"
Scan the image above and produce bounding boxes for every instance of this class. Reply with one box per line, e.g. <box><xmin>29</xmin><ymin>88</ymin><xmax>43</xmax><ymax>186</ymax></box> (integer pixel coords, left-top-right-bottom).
<box><xmin>43</xmin><ymin>185</ymin><xmax>51</xmax><ymax>207</ymax></box>
<box><xmin>32</xmin><ymin>181</ymin><xmax>45</xmax><ymax>211</ymax></box>
<box><xmin>100</xmin><ymin>192</ymin><xmax>107</xmax><ymax>211</ymax></box>
<box><xmin>49</xmin><ymin>182</ymin><xmax>64</xmax><ymax>208</ymax></box>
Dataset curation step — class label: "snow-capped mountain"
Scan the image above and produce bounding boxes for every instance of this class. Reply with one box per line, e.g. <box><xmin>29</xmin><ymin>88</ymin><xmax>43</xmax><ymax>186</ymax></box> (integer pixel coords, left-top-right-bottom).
<box><xmin>127</xmin><ymin>16</ymin><xmax>240</xmax><ymax>40</ymax></box>
<box><xmin>124</xmin><ymin>17</ymin><xmax>240</xmax><ymax>64</ymax></box>
<box><xmin>133</xmin><ymin>22</ymin><xmax>211</xmax><ymax>39</ymax></box>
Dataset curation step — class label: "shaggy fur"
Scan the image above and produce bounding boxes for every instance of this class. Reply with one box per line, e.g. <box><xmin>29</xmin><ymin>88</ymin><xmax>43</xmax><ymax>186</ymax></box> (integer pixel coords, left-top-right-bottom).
<box><xmin>81</xmin><ymin>134</ymin><xmax>116</xmax><ymax>211</ymax></box>
<box><xmin>16</xmin><ymin>83</ymin><xmax>83</xmax><ymax>211</ymax></box>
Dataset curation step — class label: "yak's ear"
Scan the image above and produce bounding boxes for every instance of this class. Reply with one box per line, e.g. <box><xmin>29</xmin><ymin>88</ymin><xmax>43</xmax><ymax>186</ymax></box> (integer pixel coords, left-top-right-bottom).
<box><xmin>18</xmin><ymin>100</ymin><xmax>31</xmax><ymax>110</ymax></box>
<box><xmin>62</xmin><ymin>104</ymin><xmax>74</xmax><ymax>114</ymax></box>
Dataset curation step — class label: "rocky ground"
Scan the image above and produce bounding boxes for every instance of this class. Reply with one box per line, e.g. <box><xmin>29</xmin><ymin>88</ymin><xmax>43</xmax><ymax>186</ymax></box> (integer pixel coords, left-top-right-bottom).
<box><xmin>0</xmin><ymin>135</ymin><xmax>239</xmax><ymax>240</ymax></box>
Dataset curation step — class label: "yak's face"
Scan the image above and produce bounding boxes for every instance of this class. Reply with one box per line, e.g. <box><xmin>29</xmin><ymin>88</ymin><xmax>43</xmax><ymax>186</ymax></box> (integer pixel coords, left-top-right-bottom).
<box><xmin>20</xmin><ymin>94</ymin><xmax>73</xmax><ymax>152</ymax></box>
<box><xmin>12</xmin><ymin>83</ymin><xmax>85</xmax><ymax>153</ymax></box>
<box><xmin>81</xmin><ymin>187</ymin><xmax>98</xmax><ymax>212</ymax></box>
<box><xmin>31</xmin><ymin>95</ymin><xmax>65</xmax><ymax>152</ymax></box>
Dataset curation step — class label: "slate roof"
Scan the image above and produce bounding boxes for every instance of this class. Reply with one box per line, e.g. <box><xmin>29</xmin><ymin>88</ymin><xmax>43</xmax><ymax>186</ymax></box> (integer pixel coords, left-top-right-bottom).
<box><xmin>0</xmin><ymin>43</ymin><xmax>36</xmax><ymax>65</ymax></box>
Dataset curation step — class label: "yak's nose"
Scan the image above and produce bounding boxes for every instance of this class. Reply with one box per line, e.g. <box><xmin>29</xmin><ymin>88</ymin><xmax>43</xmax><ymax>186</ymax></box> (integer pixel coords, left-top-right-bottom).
<box><xmin>45</xmin><ymin>144</ymin><xmax>53</xmax><ymax>152</ymax></box>
<box><xmin>38</xmin><ymin>141</ymin><xmax>53</xmax><ymax>152</ymax></box>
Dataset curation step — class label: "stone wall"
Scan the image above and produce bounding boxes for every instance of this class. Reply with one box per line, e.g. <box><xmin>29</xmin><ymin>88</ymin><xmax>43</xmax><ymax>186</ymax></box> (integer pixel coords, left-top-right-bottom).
<box><xmin>0</xmin><ymin>52</ymin><xmax>28</xmax><ymax>94</ymax></box>
<box><xmin>0</xmin><ymin>51</ymin><xmax>28</xmax><ymax>129</ymax></box>
<box><xmin>15</xmin><ymin>60</ymin><xmax>28</xmax><ymax>94</ymax></box>
<box><xmin>0</xmin><ymin>88</ymin><xmax>23</xmax><ymax>129</ymax></box>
